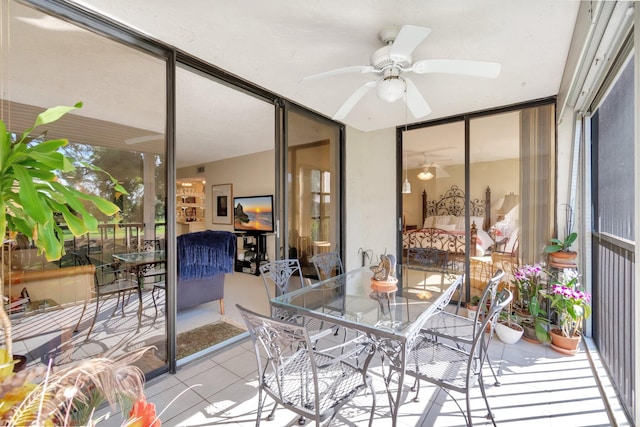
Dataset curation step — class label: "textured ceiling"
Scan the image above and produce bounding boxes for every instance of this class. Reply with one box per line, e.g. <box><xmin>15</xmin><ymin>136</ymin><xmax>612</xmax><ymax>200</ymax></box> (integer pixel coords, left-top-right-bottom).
<box><xmin>2</xmin><ymin>0</ymin><xmax>579</xmax><ymax>168</ymax></box>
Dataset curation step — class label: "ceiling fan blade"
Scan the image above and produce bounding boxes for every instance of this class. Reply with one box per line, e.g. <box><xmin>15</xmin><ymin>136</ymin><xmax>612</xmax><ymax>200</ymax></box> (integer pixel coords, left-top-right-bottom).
<box><xmin>405</xmin><ymin>78</ymin><xmax>431</xmax><ymax>118</ymax></box>
<box><xmin>303</xmin><ymin>65</ymin><xmax>379</xmax><ymax>81</ymax></box>
<box><xmin>390</xmin><ymin>25</ymin><xmax>431</xmax><ymax>61</ymax></box>
<box><xmin>333</xmin><ymin>81</ymin><xmax>377</xmax><ymax>120</ymax></box>
<box><xmin>410</xmin><ymin>59</ymin><xmax>501</xmax><ymax>78</ymax></box>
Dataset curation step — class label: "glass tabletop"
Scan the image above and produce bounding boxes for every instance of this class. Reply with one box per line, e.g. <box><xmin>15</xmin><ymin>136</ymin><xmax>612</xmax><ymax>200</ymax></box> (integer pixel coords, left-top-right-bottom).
<box><xmin>112</xmin><ymin>250</ymin><xmax>165</xmax><ymax>264</ymax></box>
<box><xmin>271</xmin><ymin>266</ymin><xmax>455</xmax><ymax>339</ymax></box>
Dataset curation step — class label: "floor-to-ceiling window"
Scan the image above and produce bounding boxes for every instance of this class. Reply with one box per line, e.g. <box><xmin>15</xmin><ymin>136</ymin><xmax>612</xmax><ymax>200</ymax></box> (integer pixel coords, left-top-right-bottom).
<box><xmin>284</xmin><ymin>108</ymin><xmax>342</xmax><ymax>274</ymax></box>
<box><xmin>1</xmin><ymin>0</ymin><xmax>168</xmax><ymax>374</ymax></box>
<box><xmin>400</xmin><ymin>100</ymin><xmax>555</xmax><ymax>302</ymax></box>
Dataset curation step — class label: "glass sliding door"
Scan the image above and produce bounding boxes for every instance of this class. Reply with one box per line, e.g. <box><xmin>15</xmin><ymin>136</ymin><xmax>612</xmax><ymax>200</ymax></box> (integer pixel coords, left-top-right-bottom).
<box><xmin>174</xmin><ymin>64</ymin><xmax>274</xmax><ymax>359</ymax></box>
<box><xmin>469</xmin><ymin>111</ymin><xmax>520</xmax><ymax>301</ymax></box>
<box><xmin>283</xmin><ymin>108</ymin><xmax>341</xmax><ymax>276</ymax></box>
<box><xmin>401</xmin><ymin>120</ymin><xmax>464</xmax><ymax>291</ymax></box>
<box><xmin>401</xmin><ymin>101</ymin><xmax>555</xmax><ymax>303</ymax></box>
<box><xmin>1</xmin><ymin>1</ymin><xmax>167</xmax><ymax>373</ymax></box>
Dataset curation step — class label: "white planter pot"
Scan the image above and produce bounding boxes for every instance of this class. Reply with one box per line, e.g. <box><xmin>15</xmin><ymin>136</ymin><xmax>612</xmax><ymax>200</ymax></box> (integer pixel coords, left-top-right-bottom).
<box><xmin>466</xmin><ymin>306</ymin><xmax>478</xmax><ymax>320</ymax></box>
<box><xmin>495</xmin><ymin>321</ymin><xmax>524</xmax><ymax>344</ymax></box>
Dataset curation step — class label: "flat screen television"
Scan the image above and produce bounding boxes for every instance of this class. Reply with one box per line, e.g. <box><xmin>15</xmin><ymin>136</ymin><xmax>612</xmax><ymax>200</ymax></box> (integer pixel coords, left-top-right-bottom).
<box><xmin>233</xmin><ymin>195</ymin><xmax>274</xmax><ymax>233</ymax></box>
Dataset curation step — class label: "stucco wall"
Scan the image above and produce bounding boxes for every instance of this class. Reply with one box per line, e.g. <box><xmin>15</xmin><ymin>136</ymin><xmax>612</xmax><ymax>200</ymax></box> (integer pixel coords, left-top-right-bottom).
<box><xmin>344</xmin><ymin>126</ymin><xmax>397</xmax><ymax>271</ymax></box>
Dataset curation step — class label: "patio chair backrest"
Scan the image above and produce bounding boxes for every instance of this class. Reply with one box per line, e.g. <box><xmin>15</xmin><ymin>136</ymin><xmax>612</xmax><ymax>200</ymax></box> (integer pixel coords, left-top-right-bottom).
<box><xmin>310</xmin><ymin>251</ymin><xmax>344</xmax><ymax>281</ymax></box>
<box><xmin>259</xmin><ymin>259</ymin><xmax>306</xmax><ymax>300</ymax></box>
<box><xmin>471</xmin><ymin>288</ymin><xmax>513</xmax><ymax>371</ymax></box>
<box><xmin>476</xmin><ymin>269</ymin><xmax>504</xmax><ymax>314</ymax></box>
<box><xmin>236</xmin><ymin>304</ymin><xmax>374</xmax><ymax>425</ymax></box>
<box><xmin>436</xmin><ymin>274</ymin><xmax>464</xmax><ymax>311</ymax></box>
<box><xmin>406</xmin><ymin>247</ymin><xmax>449</xmax><ymax>273</ymax></box>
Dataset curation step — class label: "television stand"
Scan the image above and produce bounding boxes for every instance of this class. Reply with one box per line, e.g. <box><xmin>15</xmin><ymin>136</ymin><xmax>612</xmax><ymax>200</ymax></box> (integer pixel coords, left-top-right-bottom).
<box><xmin>234</xmin><ymin>232</ymin><xmax>269</xmax><ymax>276</ymax></box>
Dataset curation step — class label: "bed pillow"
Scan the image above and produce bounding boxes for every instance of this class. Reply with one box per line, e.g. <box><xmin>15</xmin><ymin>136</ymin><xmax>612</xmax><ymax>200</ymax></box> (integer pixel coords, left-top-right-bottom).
<box><xmin>451</xmin><ymin>215</ymin><xmax>485</xmax><ymax>231</ymax></box>
<box><xmin>434</xmin><ymin>215</ymin><xmax>452</xmax><ymax>227</ymax></box>
<box><xmin>453</xmin><ymin>216</ymin><xmax>466</xmax><ymax>230</ymax></box>
<box><xmin>423</xmin><ymin>216</ymin><xmax>435</xmax><ymax>228</ymax></box>
<box><xmin>440</xmin><ymin>223</ymin><xmax>457</xmax><ymax>232</ymax></box>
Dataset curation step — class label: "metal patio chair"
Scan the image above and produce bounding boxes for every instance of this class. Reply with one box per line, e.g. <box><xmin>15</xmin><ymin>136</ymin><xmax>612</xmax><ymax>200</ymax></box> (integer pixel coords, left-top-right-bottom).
<box><xmin>405</xmin><ymin>246</ymin><xmax>450</xmax><ymax>289</ymax></box>
<box><xmin>237</xmin><ymin>304</ymin><xmax>376</xmax><ymax>426</ymax></box>
<box><xmin>310</xmin><ymin>251</ymin><xmax>344</xmax><ymax>281</ymax></box>
<box><xmin>402</xmin><ymin>288</ymin><xmax>512</xmax><ymax>427</ymax></box>
<box><xmin>73</xmin><ymin>258</ymin><xmax>142</xmax><ymax>339</ymax></box>
<box><xmin>259</xmin><ymin>259</ymin><xmax>335</xmax><ymax>341</ymax></box>
<box><xmin>420</xmin><ymin>269</ymin><xmax>505</xmax><ymax>385</ymax></box>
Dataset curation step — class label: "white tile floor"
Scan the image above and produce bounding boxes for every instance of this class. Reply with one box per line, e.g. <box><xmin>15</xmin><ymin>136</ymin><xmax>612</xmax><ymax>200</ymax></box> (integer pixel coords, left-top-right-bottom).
<box><xmin>93</xmin><ymin>271</ymin><xmax>626</xmax><ymax>427</ymax></box>
<box><xmin>95</xmin><ymin>329</ymin><xmax>621</xmax><ymax>427</ymax></box>
<box><xmin>8</xmin><ymin>270</ymin><xmax>630</xmax><ymax>426</ymax></box>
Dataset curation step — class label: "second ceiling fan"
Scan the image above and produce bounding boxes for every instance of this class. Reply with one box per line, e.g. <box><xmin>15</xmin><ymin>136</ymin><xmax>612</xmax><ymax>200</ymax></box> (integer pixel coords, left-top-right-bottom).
<box><xmin>305</xmin><ymin>25</ymin><xmax>502</xmax><ymax>120</ymax></box>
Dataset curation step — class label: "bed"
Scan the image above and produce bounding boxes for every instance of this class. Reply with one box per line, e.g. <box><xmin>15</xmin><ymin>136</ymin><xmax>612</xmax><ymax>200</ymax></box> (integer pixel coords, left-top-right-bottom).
<box><xmin>403</xmin><ymin>185</ymin><xmax>493</xmax><ymax>262</ymax></box>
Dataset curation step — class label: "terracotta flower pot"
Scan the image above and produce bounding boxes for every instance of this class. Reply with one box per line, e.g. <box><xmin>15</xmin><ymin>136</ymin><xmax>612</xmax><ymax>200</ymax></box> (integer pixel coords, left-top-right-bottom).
<box><xmin>549</xmin><ymin>251</ymin><xmax>577</xmax><ymax>263</ymax></box>
<box><xmin>549</xmin><ymin>328</ymin><xmax>581</xmax><ymax>355</ymax></box>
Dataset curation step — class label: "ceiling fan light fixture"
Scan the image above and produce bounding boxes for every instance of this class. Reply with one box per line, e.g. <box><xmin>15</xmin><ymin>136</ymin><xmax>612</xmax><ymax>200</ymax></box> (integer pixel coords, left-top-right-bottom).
<box><xmin>417</xmin><ymin>168</ymin><xmax>434</xmax><ymax>181</ymax></box>
<box><xmin>377</xmin><ymin>76</ymin><xmax>405</xmax><ymax>102</ymax></box>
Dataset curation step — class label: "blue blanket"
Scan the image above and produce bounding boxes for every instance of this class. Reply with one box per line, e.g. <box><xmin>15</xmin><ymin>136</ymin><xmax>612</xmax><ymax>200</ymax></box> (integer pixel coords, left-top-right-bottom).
<box><xmin>177</xmin><ymin>230</ymin><xmax>236</xmax><ymax>280</ymax></box>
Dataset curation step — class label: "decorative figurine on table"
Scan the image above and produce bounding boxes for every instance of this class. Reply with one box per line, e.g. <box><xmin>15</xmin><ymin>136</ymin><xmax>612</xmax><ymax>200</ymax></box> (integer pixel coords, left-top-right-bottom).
<box><xmin>370</xmin><ymin>253</ymin><xmax>398</xmax><ymax>292</ymax></box>
<box><xmin>369</xmin><ymin>253</ymin><xmax>398</xmax><ymax>317</ymax></box>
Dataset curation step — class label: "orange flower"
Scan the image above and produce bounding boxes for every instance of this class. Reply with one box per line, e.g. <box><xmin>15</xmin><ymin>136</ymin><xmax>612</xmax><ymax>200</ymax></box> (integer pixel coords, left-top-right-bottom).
<box><xmin>127</xmin><ymin>397</ymin><xmax>160</xmax><ymax>427</ymax></box>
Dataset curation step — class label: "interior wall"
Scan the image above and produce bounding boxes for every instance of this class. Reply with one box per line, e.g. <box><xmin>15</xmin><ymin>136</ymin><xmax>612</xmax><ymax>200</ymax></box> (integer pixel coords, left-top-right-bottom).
<box><xmin>402</xmin><ymin>158</ymin><xmax>519</xmax><ymax>228</ymax></box>
<box><xmin>345</xmin><ymin>126</ymin><xmax>396</xmax><ymax>271</ymax></box>
<box><xmin>177</xmin><ymin>149</ymin><xmax>276</xmax><ymax>261</ymax></box>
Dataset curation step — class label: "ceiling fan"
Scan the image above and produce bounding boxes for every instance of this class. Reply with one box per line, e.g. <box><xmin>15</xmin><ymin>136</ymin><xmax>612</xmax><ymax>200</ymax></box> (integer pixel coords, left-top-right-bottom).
<box><xmin>304</xmin><ymin>25</ymin><xmax>502</xmax><ymax>120</ymax></box>
<box><xmin>415</xmin><ymin>152</ymin><xmax>451</xmax><ymax>180</ymax></box>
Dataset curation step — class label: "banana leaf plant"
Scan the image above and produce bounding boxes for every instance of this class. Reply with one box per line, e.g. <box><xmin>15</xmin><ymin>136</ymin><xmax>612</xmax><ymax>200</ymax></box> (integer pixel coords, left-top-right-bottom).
<box><xmin>0</xmin><ymin>102</ymin><xmax>126</xmax><ymax>360</ymax></box>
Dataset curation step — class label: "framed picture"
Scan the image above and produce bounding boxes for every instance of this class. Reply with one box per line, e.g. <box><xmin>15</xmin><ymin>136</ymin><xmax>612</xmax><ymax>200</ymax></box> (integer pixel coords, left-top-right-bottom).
<box><xmin>212</xmin><ymin>183</ymin><xmax>233</xmax><ymax>224</ymax></box>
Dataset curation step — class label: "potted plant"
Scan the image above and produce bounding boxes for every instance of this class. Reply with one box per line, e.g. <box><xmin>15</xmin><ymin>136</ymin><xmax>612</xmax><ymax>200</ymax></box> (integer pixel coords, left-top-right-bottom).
<box><xmin>495</xmin><ymin>310</ymin><xmax>524</xmax><ymax>344</ymax></box>
<box><xmin>511</xmin><ymin>263</ymin><xmax>550</xmax><ymax>343</ymax></box>
<box><xmin>466</xmin><ymin>295</ymin><xmax>481</xmax><ymax>319</ymax></box>
<box><xmin>544</xmin><ymin>204</ymin><xmax>578</xmax><ymax>265</ymax></box>
<box><xmin>543</xmin><ymin>231</ymin><xmax>578</xmax><ymax>263</ymax></box>
<box><xmin>544</xmin><ymin>269</ymin><xmax>591</xmax><ymax>355</ymax></box>
<box><xmin>493</xmin><ymin>273</ymin><xmax>524</xmax><ymax>344</ymax></box>
<box><xmin>0</xmin><ymin>103</ymin><xmax>125</xmax><ymax>365</ymax></box>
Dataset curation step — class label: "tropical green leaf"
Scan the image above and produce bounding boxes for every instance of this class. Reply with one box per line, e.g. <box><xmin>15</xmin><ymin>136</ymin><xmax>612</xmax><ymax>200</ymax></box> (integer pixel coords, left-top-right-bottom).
<box><xmin>76</xmin><ymin>193</ymin><xmax>121</xmax><ymax>216</ymax></box>
<box><xmin>49</xmin><ymin>200</ymin><xmax>88</xmax><ymax>236</ymax></box>
<box><xmin>13</xmin><ymin>165</ymin><xmax>47</xmax><ymax>224</ymax></box>
<box><xmin>29</xmin><ymin>138</ymin><xmax>68</xmax><ymax>153</ymax></box>
<box><xmin>35</xmin><ymin>221</ymin><xmax>63</xmax><ymax>261</ymax></box>
<box><xmin>0</xmin><ymin>120</ymin><xmax>9</xmax><ymax>170</ymax></box>
<box><xmin>26</xmin><ymin>151</ymin><xmax>71</xmax><ymax>172</ymax></box>
<box><xmin>534</xmin><ymin>321</ymin><xmax>550</xmax><ymax>343</ymax></box>
<box><xmin>34</xmin><ymin>103</ymin><xmax>83</xmax><ymax>128</ymax></box>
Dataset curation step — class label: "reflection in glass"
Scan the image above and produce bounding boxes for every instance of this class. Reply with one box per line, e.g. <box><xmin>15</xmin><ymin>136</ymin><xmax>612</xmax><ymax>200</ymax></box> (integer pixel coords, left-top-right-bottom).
<box><xmin>1</xmin><ymin>2</ymin><xmax>167</xmax><ymax>374</ymax></box>
<box><xmin>286</xmin><ymin>110</ymin><xmax>340</xmax><ymax>268</ymax></box>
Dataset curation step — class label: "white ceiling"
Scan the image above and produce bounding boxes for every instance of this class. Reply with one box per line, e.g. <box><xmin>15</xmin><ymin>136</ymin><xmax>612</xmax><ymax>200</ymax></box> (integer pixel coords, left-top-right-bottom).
<box><xmin>3</xmin><ymin>1</ymin><xmax>580</xmax><ymax>169</ymax></box>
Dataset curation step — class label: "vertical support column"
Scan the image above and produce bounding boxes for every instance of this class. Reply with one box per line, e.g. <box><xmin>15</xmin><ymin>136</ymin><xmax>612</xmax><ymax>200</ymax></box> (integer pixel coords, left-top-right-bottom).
<box><xmin>143</xmin><ymin>154</ymin><xmax>156</xmax><ymax>241</ymax></box>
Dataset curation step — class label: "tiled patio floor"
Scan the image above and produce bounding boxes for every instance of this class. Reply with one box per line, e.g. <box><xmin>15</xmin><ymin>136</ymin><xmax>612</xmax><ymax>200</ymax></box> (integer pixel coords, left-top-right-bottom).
<box><xmin>8</xmin><ymin>271</ymin><xmax>631</xmax><ymax>426</ymax></box>
<box><xmin>97</xmin><ymin>331</ymin><xmax>627</xmax><ymax>427</ymax></box>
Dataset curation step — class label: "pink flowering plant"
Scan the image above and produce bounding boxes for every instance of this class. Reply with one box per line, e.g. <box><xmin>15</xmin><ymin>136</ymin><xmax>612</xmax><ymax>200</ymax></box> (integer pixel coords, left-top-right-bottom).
<box><xmin>545</xmin><ymin>270</ymin><xmax>592</xmax><ymax>337</ymax></box>
<box><xmin>512</xmin><ymin>263</ymin><xmax>550</xmax><ymax>342</ymax></box>
<box><xmin>512</xmin><ymin>263</ymin><xmax>546</xmax><ymax>315</ymax></box>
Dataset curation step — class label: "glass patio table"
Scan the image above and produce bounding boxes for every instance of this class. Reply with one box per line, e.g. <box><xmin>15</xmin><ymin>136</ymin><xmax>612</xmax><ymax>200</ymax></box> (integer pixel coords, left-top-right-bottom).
<box><xmin>271</xmin><ymin>266</ymin><xmax>459</xmax><ymax>426</ymax></box>
<box><xmin>112</xmin><ymin>250</ymin><xmax>165</xmax><ymax>265</ymax></box>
